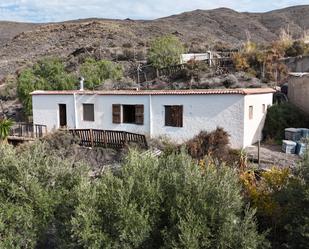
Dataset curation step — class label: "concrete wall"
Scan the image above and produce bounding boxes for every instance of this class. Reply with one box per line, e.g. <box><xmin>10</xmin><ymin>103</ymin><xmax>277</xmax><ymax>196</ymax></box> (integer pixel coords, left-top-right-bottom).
<box><xmin>32</xmin><ymin>93</ymin><xmax>272</xmax><ymax>148</ymax></box>
<box><xmin>283</xmin><ymin>55</ymin><xmax>309</xmax><ymax>73</ymax></box>
<box><xmin>288</xmin><ymin>75</ymin><xmax>309</xmax><ymax>114</ymax></box>
<box><xmin>243</xmin><ymin>93</ymin><xmax>273</xmax><ymax>147</ymax></box>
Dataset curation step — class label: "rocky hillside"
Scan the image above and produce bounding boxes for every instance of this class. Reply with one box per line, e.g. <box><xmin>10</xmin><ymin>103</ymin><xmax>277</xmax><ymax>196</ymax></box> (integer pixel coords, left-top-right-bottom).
<box><xmin>0</xmin><ymin>5</ymin><xmax>308</xmax><ymax>79</ymax></box>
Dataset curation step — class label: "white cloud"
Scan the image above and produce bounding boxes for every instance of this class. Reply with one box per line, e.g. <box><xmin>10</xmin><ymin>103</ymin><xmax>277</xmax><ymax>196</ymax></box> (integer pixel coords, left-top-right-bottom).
<box><xmin>0</xmin><ymin>0</ymin><xmax>308</xmax><ymax>23</ymax></box>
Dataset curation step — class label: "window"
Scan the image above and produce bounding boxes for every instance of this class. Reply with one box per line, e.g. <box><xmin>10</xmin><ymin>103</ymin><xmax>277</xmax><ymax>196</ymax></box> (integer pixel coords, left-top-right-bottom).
<box><xmin>83</xmin><ymin>104</ymin><xmax>94</xmax><ymax>121</ymax></box>
<box><xmin>165</xmin><ymin>105</ymin><xmax>183</xmax><ymax>127</ymax></box>
<box><xmin>249</xmin><ymin>106</ymin><xmax>253</xmax><ymax>120</ymax></box>
<box><xmin>262</xmin><ymin>104</ymin><xmax>266</xmax><ymax>113</ymax></box>
<box><xmin>112</xmin><ymin>104</ymin><xmax>144</xmax><ymax>125</ymax></box>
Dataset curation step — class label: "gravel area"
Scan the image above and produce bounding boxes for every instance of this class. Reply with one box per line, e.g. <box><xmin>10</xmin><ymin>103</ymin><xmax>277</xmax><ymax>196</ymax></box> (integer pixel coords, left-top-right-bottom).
<box><xmin>245</xmin><ymin>143</ymin><xmax>301</xmax><ymax>169</ymax></box>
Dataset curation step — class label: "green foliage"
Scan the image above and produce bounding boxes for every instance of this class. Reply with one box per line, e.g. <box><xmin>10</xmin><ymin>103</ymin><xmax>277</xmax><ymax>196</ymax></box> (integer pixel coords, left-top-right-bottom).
<box><xmin>263</xmin><ymin>103</ymin><xmax>309</xmax><ymax>141</ymax></box>
<box><xmin>72</xmin><ymin>150</ymin><xmax>268</xmax><ymax>248</ymax></box>
<box><xmin>79</xmin><ymin>58</ymin><xmax>123</xmax><ymax>89</ymax></box>
<box><xmin>17</xmin><ymin>57</ymin><xmax>77</xmax><ymax>115</ymax></box>
<box><xmin>148</xmin><ymin>35</ymin><xmax>185</xmax><ymax>69</ymax></box>
<box><xmin>285</xmin><ymin>40</ymin><xmax>307</xmax><ymax>57</ymax></box>
<box><xmin>0</xmin><ymin>118</ymin><xmax>14</xmax><ymax>141</ymax></box>
<box><xmin>0</xmin><ymin>142</ymin><xmax>88</xmax><ymax>248</ymax></box>
<box><xmin>241</xmin><ymin>152</ymin><xmax>309</xmax><ymax>248</ymax></box>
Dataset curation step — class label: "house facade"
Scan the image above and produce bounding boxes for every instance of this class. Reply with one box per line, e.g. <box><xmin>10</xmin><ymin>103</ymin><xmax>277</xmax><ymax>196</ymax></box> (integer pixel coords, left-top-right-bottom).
<box><xmin>31</xmin><ymin>88</ymin><xmax>274</xmax><ymax>148</ymax></box>
<box><xmin>288</xmin><ymin>73</ymin><xmax>309</xmax><ymax>114</ymax></box>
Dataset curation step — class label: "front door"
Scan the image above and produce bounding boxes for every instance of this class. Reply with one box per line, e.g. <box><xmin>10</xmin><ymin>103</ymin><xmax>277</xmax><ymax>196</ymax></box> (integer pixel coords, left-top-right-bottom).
<box><xmin>59</xmin><ymin>104</ymin><xmax>67</xmax><ymax>127</ymax></box>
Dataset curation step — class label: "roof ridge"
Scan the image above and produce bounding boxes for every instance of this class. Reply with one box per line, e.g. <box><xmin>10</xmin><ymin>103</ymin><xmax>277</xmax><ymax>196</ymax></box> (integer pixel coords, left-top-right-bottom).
<box><xmin>31</xmin><ymin>88</ymin><xmax>276</xmax><ymax>96</ymax></box>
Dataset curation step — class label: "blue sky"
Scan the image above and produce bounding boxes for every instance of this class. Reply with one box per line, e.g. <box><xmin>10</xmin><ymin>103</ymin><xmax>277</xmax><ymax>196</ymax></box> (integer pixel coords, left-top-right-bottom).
<box><xmin>0</xmin><ymin>0</ymin><xmax>308</xmax><ymax>23</ymax></box>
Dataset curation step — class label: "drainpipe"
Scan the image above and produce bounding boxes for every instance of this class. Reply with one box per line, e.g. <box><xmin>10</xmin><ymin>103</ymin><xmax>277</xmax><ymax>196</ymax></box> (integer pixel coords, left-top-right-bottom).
<box><xmin>73</xmin><ymin>93</ymin><xmax>78</xmax><ymax>128</ymax></box>
<box><xmin>149</xmin><ymin>95</ymin><xmax>152</xmax><ymax>138</ymax></box>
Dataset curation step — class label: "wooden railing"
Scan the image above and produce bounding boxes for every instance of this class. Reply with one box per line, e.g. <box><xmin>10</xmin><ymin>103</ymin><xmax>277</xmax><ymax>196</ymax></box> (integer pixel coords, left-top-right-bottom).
<box><xmin>69</xmin><ymin>129</ymin><xmax>148</xmax><ymax>149</ymax></box>
<box><xmin>9</xmin><ymin>123</ymin><xmax>48</xmax><ymax>138</ymax></box>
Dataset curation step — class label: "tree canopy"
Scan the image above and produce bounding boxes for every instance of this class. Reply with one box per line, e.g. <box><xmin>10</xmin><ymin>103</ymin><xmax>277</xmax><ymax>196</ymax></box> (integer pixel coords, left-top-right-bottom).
<box><xmin>17</xmin><ymin>57</ymin><xmax>76</xmax><ymax>115</ymax></box>
<box><xmin>148</xmin><ymin>35</ymin><xmax>185</xmax><ymax>69</ymax></box>
<box><xmin>79</xmin><ymin>58</ymin><xmax>123</xmax><ymax>89</ymax></box>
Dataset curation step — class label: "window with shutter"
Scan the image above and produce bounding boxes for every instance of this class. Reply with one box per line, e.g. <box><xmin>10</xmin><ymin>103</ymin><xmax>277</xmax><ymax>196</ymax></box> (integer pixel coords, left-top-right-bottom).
<box><xmin>165</xmin><ymin>105</ymin><xmax>183</xmax><ymax>127</ymax></box>
<box><xmin>83</xmin><ymin>104</ymin><xmax>94</xmax><ymax>121</ymax></box>
<box><xmin>135</xmin><ymin>105</ymin><xmax>144</xmax><ymax>125</ymax></box>
<box><xmin>112</xmin><ymin>104</ymin><xmax>121</xmax><ymax>123</ymax></box>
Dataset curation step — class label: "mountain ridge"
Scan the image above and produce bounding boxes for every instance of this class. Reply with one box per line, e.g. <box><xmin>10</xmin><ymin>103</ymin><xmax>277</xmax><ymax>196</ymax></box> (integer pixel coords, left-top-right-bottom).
<box><xmin>0</xmin><ymin>5</ymin><xmax>308</xmax><ymax>79</ymax></box>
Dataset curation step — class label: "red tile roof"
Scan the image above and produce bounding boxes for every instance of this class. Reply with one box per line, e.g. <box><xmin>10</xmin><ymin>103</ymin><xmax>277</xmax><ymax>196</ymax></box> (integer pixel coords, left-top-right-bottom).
<box><xmin>31</xmin><ymin>88</ymin><xmax>276</xmax><ymax>96</ymax></box>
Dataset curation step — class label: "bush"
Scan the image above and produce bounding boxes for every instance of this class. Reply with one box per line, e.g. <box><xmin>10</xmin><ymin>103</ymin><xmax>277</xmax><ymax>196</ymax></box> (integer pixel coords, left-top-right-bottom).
<box><xmin>79</xmin><ymin>58</ymin><xmax>123</xmax><ymax>89</ymax></box>
<box><xmin>185</xmin><ymin>127</ymin><xmax>230</xmax><ymax>160</ymax></box>
<box><xmin>72</xmin><ymin>150</ymin><xmax>267</xmax><ymax>248</ymax></box>
<box><xmin>240</xmin><ymin>154</ymin><xmax>309</xmax><ymax>248</ymax></box>
<box><xmin>0</xmin><ymin>118</ymin><xmax>14</xmax><ymax>141</ymax></box>
<box><xmin>0</xmin><ymin>142</ymin><xmax>89</xmax><ymax>248</ymax></box>
<box><xmin>263</xmin><ymin>103</ymin><xmax>309</xmax><ymax>141</ymax></box>
<box><xmin>285</xmin><ymin>40</ymin><xmax>306</xmax><ymax>57</ymax></box>
<box><xmin>148</xmin><ymin>35</ymin><xmax>185</xmax><ymax>69</ymax></box>
<box><xmin>17</xmin><ymin>57</ymin><xmax>77</xmax><ymax>116</ymax></box>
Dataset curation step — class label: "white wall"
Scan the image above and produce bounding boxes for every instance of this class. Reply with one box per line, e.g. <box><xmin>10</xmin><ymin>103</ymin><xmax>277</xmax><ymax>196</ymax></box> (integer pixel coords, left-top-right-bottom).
<box><xmin>32</xmin><ymin>92</ymin><xmax>272</xmax><ymax>149</ymax></box>
<box><xmin>150</xmin><ymin>94</ymin><xmax>245</xmax><ymax>148</ymax></box>
<box><xmin>33</xmin><ymin>94</ymin><xmax>151</xmax><ymax>134</ymax></box>
<box><xmin>32</xmin><ymin>95</ymin><xmax>75</xmax><ymax>132</ymax></box>
<box><xmin>243</xmin><ymin>93</ymin><xmax>273</xmax><ymax>147</ymax></box>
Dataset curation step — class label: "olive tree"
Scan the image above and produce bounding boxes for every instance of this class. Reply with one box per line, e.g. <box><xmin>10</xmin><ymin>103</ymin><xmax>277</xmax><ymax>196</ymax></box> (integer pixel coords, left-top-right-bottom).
<box><xmin>148</xmin><ymin>35</ymin><xmax>185</xmax><ymax>69</ymax></box>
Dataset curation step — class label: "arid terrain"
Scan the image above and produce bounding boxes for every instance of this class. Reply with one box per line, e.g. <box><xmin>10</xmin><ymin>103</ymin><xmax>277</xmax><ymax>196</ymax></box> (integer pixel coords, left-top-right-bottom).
<box><xmin>0</xmin><ymin>5</ymin><xmax>308</xmax><ymax>79</ymax></box>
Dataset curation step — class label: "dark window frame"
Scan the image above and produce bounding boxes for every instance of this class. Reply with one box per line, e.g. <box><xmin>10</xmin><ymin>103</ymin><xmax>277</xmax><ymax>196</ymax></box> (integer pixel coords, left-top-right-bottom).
<box><xmin>83</xmin><ymin>103</ymin><xmax>95</xmax><ymax>122</ymax></box>
<box><xmin>112</xmin><ymin>104</ymin><xmax>144</xmax><ymax>125</ymax></box>
<box><xmin>165</xmin><ymin>105</ymin><xmax>183</xmax><ymax>127</ymax></box>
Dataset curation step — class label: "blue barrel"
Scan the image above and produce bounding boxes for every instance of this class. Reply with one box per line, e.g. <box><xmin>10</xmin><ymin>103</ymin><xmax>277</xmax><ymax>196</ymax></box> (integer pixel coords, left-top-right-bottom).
<box><xmin>282</xmin><ymin>140</ymin><xmax>297</xmax><ymax>154</ymax></box>
<box><xmin>300</xmin><ymin>128</ymin><xmax>309</xmax><ymax>139</ymax></box>
<box><xmin>285</xmin><ymin>128</ymin><xmax>302</xmax><ymax>142</ymax></box>
<box><xmin>296</xmin><ymin>142</ymin><xmax>308</xmax><ymax>157</ymax></box>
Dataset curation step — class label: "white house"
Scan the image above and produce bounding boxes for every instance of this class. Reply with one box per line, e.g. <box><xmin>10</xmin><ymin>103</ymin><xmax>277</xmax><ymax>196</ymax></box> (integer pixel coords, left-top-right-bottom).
<box><xmin>31</xmin><ymin>88</ymin><xmax>275</xmax><ymax>148</ymax></box>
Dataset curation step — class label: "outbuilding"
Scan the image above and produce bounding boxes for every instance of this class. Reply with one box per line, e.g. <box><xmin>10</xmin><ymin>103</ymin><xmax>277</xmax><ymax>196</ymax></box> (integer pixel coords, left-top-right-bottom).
<box><xmin>31</xmin><ymin>88</ymin><xmax>275</xmax><ymax>148</ymax></box>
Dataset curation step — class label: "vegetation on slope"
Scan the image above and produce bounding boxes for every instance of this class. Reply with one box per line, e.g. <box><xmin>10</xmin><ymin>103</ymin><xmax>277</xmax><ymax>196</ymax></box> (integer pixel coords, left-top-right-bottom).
<box><xmin>263</xmin><ymin>103</ymin><xmax>309</xmax><ymax>141</ymax></box>
<box><xmin>0</xmin><ymin>131</ymin><xmax>308</xmax><ymax>248</ymax></box>
<box><xmin>148</xmin><ymin>35</ymin><xmax>185</xmax><ymax>69</ymax></box>
<box><xmin>16</xmin><ymin>57</ymin><xmax>124</xmax><ymax>115</ymax></box>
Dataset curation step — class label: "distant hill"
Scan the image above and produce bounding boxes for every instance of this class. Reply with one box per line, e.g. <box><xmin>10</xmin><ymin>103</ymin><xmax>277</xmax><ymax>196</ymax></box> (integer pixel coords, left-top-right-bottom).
<box><xmin>0</xmin><ymin>5</ymin><xmax>308</xmax><ymax>79</ymax></box>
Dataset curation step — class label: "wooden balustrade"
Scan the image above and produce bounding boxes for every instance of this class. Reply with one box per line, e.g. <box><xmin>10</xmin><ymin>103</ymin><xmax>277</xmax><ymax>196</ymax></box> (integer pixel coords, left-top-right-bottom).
<box><xmin>69</xmin><ymin>129</ymin><xmax>148</xmax><ymax>149</ymax></box>
<box><xmin>9</xmin><ymin>123</ymin><xmax>47</xmax><ymax>138</ymax></box>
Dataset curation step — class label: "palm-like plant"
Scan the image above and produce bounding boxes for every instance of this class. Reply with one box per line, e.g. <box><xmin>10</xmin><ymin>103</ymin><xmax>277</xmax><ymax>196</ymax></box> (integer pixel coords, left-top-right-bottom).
<box><xmin>0</xmin><ymin>118</ymin><xmax>14</xmax><ymax>141</ymax></box>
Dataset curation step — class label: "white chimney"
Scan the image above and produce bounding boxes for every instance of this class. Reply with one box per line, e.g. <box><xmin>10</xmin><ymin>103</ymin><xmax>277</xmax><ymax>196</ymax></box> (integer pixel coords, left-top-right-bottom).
<box><xmin>79</xmin><ymin>77</ymin><xmax>84</xmax><ymax>91</ymax></box>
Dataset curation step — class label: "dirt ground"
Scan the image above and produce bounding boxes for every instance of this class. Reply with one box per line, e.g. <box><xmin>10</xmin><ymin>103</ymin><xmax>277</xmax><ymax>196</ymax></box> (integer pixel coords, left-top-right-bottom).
<box><xmin>245</xmin><ymin>143</ymin><xmax>301</xmax><ymax>169</ymax></box>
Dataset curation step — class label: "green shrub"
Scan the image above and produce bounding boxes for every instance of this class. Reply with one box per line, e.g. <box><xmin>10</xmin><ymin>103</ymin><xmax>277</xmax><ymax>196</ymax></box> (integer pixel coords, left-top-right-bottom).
<box><xmin>0</xmin><ymin>118</ymin><xmax>14</xmax><ymax>141</ymax></box>
<box><xmin>17</xmin><ymin>57</ymin><xmax>77</xmax><ymax>116</ymax></box>
<box><xmin>148</xmin><ymin>35</ymin><xmax>185</xmax><ymax>69</ymax></box>
<box><xmin>72</xmin><ymin>150</ymin><xmax>268</xmax><ymax>248</ymax></box>
<box><xmin>240</xmin><ymin>150</ymin><xmax>309</xmax><ymax>248</ymax></box>
<box><xmin>285</xmin><ymin>40</ymin><xmax>306</xmax><ymax>57</ymax></box>
<box><xmin>79</xmin><ymin>58</ymin><xmax>123</xmax><ymax>89</ymax></box>
<box><xmin>263</xmin><ymin>103</ymin><xmax>309</xmax><ymax>141</ymax></box>
<box><xmin>0</xmin><ymin>142</ymin><xmax>88</xmax><ymax>248</ymax></box>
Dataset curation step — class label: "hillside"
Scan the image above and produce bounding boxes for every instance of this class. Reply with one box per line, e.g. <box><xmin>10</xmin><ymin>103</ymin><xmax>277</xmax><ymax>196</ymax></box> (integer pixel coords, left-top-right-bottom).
<box><xmin>0</xmin><ymin>5</ymin><xmax>308</xmax><ymax>80</ymax></box>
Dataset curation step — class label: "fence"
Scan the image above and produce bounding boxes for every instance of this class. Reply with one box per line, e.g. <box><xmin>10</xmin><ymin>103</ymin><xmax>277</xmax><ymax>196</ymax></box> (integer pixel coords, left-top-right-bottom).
<box><xmin>69</xmin><ymin>129</ymin><xmax>148</xmax><ymax>149</ymax></box>
<box><xmin>9</xmin><ymin>123</ymin><xmax>47</xmax><ymax>138</ymax></box>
